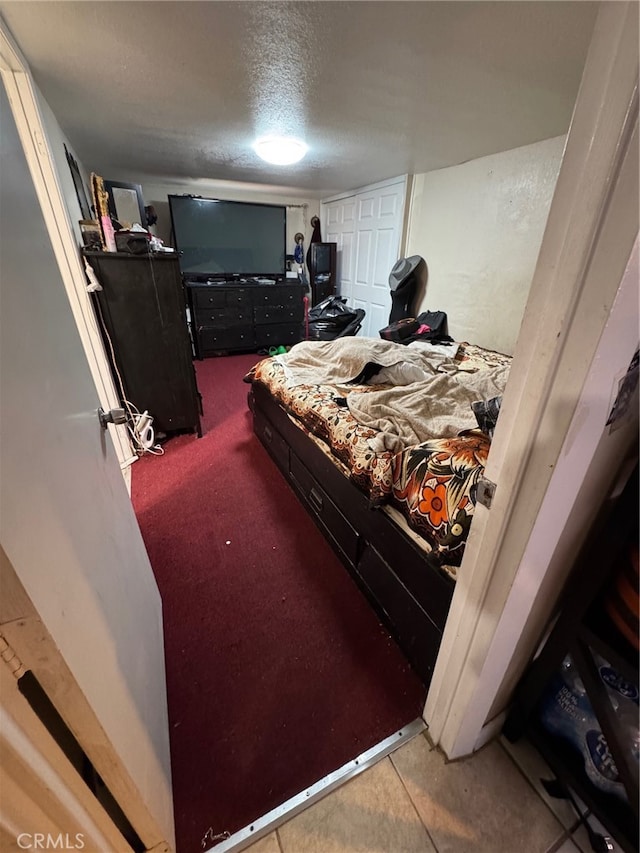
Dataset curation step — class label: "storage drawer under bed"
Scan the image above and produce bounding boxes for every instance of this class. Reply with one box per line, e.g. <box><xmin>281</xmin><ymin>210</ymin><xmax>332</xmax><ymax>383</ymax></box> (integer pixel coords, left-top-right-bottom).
<box><xmin>356</xmin><ymin>543</ymin><xmax>443</xmax><ymax>683</ymax></box>
<box><xmin>250</xmin><ymin>383</ymin><xmax>453</xmax><ymax>687</ymax></box>
<box><xmin>289</xmin><ymin>451</ymin><xmax>360</xmax><ymax>566</ymax></box>
<box><xmin>254</xmin><ymin>408</ymin><xmax>290</xmax><ymax>472</ymax></box>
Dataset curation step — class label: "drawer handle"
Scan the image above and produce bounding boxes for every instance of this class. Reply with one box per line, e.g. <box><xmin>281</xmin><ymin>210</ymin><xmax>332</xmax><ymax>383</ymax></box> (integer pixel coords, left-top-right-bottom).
<box><xmin>309</xmin><ymin>487</ymin><xmax>324</xmax><ymax>513</ymax></box>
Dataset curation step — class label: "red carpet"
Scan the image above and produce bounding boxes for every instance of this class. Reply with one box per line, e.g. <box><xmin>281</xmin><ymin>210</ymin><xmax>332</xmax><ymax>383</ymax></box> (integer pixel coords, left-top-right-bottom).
<box><xmin>131</xmin><ymin>354</ymin><xmax>426</xmax><ymax>853</ymax></box>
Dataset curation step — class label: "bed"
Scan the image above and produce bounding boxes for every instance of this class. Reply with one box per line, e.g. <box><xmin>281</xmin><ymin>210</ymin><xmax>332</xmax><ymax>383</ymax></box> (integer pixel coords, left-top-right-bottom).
<box><xmin>246</xmin><ymin>337</ymin><xmax>511</xmax><ymax>685</ymax></box>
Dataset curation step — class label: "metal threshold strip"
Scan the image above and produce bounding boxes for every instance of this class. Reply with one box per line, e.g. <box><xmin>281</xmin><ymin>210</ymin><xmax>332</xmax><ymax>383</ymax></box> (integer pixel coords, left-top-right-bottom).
<box><xmin>205</xmin><ymin>717</ymin><xmax>426</xmax><ymax>853</ymax></box>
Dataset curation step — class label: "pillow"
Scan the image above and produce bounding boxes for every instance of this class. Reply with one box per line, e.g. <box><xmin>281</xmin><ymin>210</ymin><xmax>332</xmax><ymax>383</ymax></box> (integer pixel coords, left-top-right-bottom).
<box><xmin>471</xmin><ymin>396</ymin><xmax>502</xmax><ymax>438</ymax></box>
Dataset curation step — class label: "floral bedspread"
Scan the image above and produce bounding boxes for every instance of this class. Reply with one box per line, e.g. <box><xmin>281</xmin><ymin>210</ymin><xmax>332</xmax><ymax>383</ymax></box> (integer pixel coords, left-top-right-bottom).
<box><xmin>249</xmin><ymin>342</ymin><xmax>510</xmax><ymax>568</ymax></box>
<box><xmin>390</xmin><ymin>431</ymin><xmax>491</xmax><ymax>565</ymax></box>
<box><xmin>251</xmin><ymin>358</ymin><xmax>395</xmax><ymax>501</ymax></box>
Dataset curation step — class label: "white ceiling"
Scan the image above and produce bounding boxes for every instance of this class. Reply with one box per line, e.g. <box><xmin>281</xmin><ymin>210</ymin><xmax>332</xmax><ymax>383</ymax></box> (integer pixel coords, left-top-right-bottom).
<box><xmin>1</xmin><ymin>1</ymin><xmax>598</xmax><ymax>197</ymax></box>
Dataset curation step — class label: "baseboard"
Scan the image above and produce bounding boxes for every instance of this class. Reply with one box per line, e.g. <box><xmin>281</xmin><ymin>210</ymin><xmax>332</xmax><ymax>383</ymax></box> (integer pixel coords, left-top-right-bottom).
<box><xmin>473</xmin><ymin>709</ymin><xmax>508</xmax><ymax>753</ymax></box>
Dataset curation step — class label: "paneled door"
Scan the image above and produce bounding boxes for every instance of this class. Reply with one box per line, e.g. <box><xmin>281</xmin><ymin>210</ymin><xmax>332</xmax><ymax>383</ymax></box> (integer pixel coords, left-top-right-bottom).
<box><xmin>323</xmin><ymin>177</ymin><xmax>407</xmax><ymax>338</ymax></box>
<box><xmin>0</xmin><ymin>75</ymin><xmax>173</xmax><ymax>849</ymax></box>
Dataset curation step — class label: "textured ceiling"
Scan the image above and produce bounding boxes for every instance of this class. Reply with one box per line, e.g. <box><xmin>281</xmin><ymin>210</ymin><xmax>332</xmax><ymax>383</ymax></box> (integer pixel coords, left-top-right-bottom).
<box><xmin>0</xmin><ymin>1</ymin><xmax>598</xmax><ymax>197</ymax></box>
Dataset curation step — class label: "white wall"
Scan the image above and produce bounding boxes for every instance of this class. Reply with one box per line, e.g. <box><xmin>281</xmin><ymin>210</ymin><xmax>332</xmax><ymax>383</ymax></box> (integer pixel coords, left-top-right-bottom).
<box><xmin>405</xmin><ymin>136</ymin><xmax>565</xmax><ymax>355</ymax></box>
<box><xmin>36</xmin><ymin>87</ymin><xmax>91</xmax><ymax>245</ymax></box>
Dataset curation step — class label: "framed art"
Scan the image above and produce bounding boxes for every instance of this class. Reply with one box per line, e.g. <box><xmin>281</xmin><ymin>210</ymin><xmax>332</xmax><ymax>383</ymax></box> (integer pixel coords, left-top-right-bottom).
<box><xmin>64</xmin><ymin>143</ymin><xmax>91</xmax><ymax>219</ymax></box>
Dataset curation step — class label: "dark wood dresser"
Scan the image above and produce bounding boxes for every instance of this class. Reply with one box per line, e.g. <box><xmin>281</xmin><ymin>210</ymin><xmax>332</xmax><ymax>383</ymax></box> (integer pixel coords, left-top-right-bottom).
<box><xmin>186</xmin><ymin>280</ymin><xmax>307</xmax><ymax>357</ymax></box>
<box><xmin>85</xmin><ymin>252</ymin><xmax>201</xmax><ymax>436</ymax></box>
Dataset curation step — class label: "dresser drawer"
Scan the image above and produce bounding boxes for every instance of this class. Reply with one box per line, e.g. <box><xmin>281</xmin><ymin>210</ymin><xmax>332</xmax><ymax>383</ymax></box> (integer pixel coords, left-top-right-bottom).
<box><xmin>290</xmin><ymin>452</ymin><xmax>360</xmax><ymax>565</ymax></box>
<box><xmin>251</xmin><ymin>286</ymin><xmax>303</xmax><ymax>307</ymax></box>
<box><xmin>195</xmin><ymin>307</ymin><xmax>252</xmax><ymax>327</ymax></box>
<box><xmin>199</xmin><ymin>326</ymin><xmax>255</xmax><ymax>351</ymax></box>
<box><xmin>192</xmin><ymin>287</ymin><xmax>251</xmax><ymax>310</ymax></box>
<box><xmin>254</xmin><ymin>323</ymin><xmax>303</xmax><ymax>348</ymax></box>
<box><xmin>254</xmin><ymin>305</ymin><xmax>303</xmax><ymax>325</ymax></box>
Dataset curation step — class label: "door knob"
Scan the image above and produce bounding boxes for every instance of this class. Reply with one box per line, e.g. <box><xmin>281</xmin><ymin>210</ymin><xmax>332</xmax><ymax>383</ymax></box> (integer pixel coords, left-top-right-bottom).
<box><xmin>98</xmin><ymin>407</ymin><xmax>127</xmax><ymax>429</ymax></box>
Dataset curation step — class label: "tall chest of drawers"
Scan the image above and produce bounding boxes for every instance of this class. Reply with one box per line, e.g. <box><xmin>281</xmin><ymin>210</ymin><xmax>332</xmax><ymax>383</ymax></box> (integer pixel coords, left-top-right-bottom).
<box><xmin>85</xmin><ymin>252</ymin><xmax>202</xmax><ymax>436</ymax></box>
<box><xmin>186</xmin><ymin>281</ymin><xmax>307</xmax><ymax>357</ymax></box>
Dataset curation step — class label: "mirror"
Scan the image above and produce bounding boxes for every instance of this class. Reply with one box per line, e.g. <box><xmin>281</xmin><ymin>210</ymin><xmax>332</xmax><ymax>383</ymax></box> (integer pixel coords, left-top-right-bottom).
<box><xmin>104</xmin><ymin>180</ymin><xmax>146</xmax><ymax>228</ymax></box>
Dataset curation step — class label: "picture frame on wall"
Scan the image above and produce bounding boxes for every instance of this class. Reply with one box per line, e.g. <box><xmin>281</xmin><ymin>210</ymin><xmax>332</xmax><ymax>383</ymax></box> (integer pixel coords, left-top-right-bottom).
<box><xmin>64</xmin><ymin>144</ymin><xmax>91</xmax><ymax>220</ymax></box>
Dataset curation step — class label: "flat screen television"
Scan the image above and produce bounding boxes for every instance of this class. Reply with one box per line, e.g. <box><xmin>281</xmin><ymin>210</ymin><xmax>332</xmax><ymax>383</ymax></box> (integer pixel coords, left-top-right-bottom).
<box><xmin>168</xmin><ymin>195</ymin><xmax>286</xmax><ymax>279</ymax></box>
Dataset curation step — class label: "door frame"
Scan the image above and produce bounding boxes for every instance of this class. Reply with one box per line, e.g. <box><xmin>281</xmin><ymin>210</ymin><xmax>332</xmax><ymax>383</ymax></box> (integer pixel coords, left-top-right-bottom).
<box><xmin>424</xmin><ymin>1</ymin><xmax>639</xmax><ymax>758</ymax></box>
<box><xmin>0</xmin><ymin>20</ymin><xmax>136</xmax><ymax>472</ymax></box>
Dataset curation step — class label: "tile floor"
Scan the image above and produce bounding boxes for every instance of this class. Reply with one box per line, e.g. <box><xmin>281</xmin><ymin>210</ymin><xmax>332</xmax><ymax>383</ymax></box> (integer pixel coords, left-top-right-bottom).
<box><xmin>244</xmin><ymin>731</ymin><xmax>622</xmax><ymax>853</ymax></box>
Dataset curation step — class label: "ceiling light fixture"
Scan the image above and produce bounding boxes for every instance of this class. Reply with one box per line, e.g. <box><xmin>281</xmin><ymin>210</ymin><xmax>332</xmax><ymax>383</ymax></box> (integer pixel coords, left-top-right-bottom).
<box><xmin>253</xmin><ymin>136</ymin><xmax>308</xmax><ymax>166</ymax></box>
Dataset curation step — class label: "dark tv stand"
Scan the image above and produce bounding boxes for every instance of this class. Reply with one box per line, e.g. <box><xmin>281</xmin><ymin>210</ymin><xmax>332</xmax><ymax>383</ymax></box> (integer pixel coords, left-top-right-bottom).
<box><xmin>185</xmin><ymin>280</ymin><xmax>307</xmax><ymax>357</ymax></box>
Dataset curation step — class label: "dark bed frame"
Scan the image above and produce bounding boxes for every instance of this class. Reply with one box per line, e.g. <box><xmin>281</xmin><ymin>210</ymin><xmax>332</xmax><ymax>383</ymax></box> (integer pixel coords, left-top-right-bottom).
<box><xmin>249</xmin><ymin>379</ymin><xmax>455</xmax><ymax>687</ymax></box>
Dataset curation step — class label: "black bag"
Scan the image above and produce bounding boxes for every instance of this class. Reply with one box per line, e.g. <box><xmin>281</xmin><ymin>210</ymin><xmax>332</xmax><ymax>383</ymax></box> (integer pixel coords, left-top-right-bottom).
<box><xmin>415</xmin><ymin>311</ymin><xmax>448</xmax><ymax>336</ymax></box>
<box><xmin>406</xmin><ymin>311</ymin><xmax>451</xmax><ymax>343</ymax></box>
<box><xmin>379</xmin><ymin>310</ymin><xmax>451</xmax><ymax>345</ymax></box>
<box><xmin>307</xmin><ymin>296</ymin><xmax>365</xmax><ymax>340</ymax></box>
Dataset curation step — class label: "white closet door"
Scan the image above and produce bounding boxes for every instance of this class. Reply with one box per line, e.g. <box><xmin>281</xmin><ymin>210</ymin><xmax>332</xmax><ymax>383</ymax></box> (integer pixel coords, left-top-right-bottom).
<box><xmin>323</xmin><ymin>177</ymin><xmax>407</xmax><ymax>338</ymax></box>
<box><xmin>325</xmin><ymin>196</ymin><xmax>356</xmax><ymax>301</ymax></box>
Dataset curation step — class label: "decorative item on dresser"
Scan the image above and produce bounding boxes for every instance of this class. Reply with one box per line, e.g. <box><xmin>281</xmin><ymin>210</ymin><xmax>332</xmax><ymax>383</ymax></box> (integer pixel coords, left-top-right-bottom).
<box><xmin>186</xmin><ymin>281</ymin><xmax>307</xmax><ymax>358</ymax></box>
<box><xmin>85</xmin><ymin>251</ymin><xmax>202</xmax><ymax>437</ymax></box>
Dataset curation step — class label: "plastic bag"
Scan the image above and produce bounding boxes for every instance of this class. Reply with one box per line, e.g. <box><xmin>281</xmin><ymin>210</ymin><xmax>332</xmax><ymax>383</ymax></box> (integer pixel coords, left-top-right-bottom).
<box><xmin>307</xmin><ymin>296</ymin><xmax>365</xmax><ymax>340</ymax></box>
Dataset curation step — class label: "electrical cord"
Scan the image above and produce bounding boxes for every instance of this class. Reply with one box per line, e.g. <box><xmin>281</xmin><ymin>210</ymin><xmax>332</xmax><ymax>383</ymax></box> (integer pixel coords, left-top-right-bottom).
<box><xmin>124</xmin><ymin>400</ymin><xmax>165</xmax><ymax>457</ymax></box>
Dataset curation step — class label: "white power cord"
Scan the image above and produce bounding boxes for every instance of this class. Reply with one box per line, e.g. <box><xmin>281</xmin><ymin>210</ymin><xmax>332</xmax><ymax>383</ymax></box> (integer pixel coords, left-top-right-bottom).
<box><xmin>135</xmin><ymin>410</ymin><xmax>154</xmax><ymax>448</ymax></box>
<box><xmin>125</xmin><ymin>401</ymin><xmax>165</xmax><ymax>456</ymax></box>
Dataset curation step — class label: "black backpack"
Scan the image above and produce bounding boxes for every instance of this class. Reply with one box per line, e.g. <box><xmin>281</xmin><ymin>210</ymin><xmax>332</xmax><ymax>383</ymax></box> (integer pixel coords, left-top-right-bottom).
<box><xmin>379</xmin><ymin>311</ymin><xmax>451</xmax><ymax>345</ymax></box>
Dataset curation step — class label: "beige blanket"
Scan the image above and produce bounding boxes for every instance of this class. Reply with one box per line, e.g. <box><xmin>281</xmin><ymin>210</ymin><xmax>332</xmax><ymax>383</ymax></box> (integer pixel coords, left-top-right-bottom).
<box><xmin>348</xmin><ymin>364</ymin><xmax>510</xmax><ymax>453</ymax></box>
<box><xmin>275</xmin><ymin>337</ymin><xmax>456</xmax><ymax>387</ymax></box>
